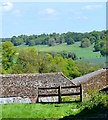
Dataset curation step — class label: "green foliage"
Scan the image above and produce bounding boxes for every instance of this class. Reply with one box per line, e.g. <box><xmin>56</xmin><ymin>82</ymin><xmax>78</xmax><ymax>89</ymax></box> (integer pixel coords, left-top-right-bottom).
<box><xmin>83</xmin><ymin>89</ymin><xmax>108</xmax><ymax>109</ymax></box>
<box><xmin>28</xmin><ymin>40</ymin><xmax>35</xmax><ymax>46</ymax></box>
<box><xmin>66</xmin><ymin>37</ymin><xmax>74</xmax><ymax>45</ymax></box>
<box><xmin>90</xmin><ymin>36</ymin><xmax>96</xmax><ymax>44</ymax></box>
<box><xmin>66</xmin><ymin>58</ymin><xmax>81</xmax><ymax>79</ymax></box>
<box><xmin>48</xmin><ymin>38</ymin><xmax>56</xmax><ymax>46</ymax></box>
<box><xmin>12</xmin><ymin>47</ymin><xmax>39</xmax><ymax>74</ymax></box>
<box><xmin>93</xmin><ymin>30</ymin><xmax>106</xmax><ymax>55</ymax></box>
<box><xmin>75</xmin><ymin>61</ymin><xmax>100</xmax><ymax>75</ymax></box>
<box><xmin>81</xmin><ymin>38</ymin><xmax>91</xmax><ymax>48</ymax></box>
<box><xmin>48</xmin><ymin>51</ymin><xmax>77</xmax><ymax>60</ymax></box>
<box><xmin>94</xmin><ymin>41</ymin><xmax>101</xmax><ymax>52</ymax></box>
<box><xmin>99</xmin><ymin>37</ymin><xmax>108</xmax><ymax>56</ymax></box>
<box><xmin>100</xmin><ymin>46</ymin><xmax>106</xmax><ymax>56</ymax></box>
<box><xmin>11</xmin><ymin>36</ymin><xmax>24</xmax><ymax>46</ymax></box>
<box><xmin>9</xmin><ymin>47</ymin><xmax>81</xmax><ymax>79</ymax></box>
<box><xmin>2</xmin><ymin>41</ymin><xmax>16</xmax><ymax>72</ymax></box>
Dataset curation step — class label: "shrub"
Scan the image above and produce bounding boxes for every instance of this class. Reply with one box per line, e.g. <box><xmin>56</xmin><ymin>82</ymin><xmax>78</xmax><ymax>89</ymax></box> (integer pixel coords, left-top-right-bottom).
<box><xmin>82</xmin><ymin>89</ymin><xmax>108</xmax><ymax>109</ymax></box>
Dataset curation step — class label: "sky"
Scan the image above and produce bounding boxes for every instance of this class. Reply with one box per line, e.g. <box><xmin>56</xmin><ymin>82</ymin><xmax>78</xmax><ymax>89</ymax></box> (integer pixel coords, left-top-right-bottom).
<box><xmin>0</xmin><ymin>1</ymin><xmax>106</xmax><ymax>38</ymax></box>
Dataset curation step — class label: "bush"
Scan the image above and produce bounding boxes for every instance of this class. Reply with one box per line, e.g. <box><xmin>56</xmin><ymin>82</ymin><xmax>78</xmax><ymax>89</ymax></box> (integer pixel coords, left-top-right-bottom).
<box><xmin>82</xmin><ymin>89</ymin><xmax>108</xmax><ymax>109</ymax></box>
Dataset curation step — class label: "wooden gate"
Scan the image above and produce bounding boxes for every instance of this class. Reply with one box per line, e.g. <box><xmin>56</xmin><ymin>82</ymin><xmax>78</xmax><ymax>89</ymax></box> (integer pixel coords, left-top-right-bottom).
<box><xmin>36</xmin><ymin>84</ymin><xmax>83</xmax><ymax>103</ymax></box>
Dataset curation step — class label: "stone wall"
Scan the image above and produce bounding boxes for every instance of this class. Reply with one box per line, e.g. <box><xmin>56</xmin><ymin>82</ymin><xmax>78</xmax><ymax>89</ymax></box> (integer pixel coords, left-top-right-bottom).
<box><xmin>72</xmin><ymin>69</ymin><xmax>107</xmax><ymax>93</ymax></box>
<box><xmin>0</xmin><ymin>73</ymin><xmax>76</xmax><ymax>98</ymax></box>
<box><xmin>0</xmin><ymin>69</ymin><xmax>107</xmax><ymax>104</ymax></box>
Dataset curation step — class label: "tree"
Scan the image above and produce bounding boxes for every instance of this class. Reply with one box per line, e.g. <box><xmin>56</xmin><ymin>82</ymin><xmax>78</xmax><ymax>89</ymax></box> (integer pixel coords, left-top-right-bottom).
<box><xmin>81</xmin><ymin>38</ymin><xmax>91</xmax><ymax>48</ymax></box>
<box><xmin>59</xmin><ymin>36</ymin><xmax>65</xmax><ymax>44</ymax></box>
<box><xmin>11</xmin><ymin>36</ymin><xmax>24</xmax><ymax>46</ymax></box>
<box><xmin>28</xmin><ymin>40</ymin><xmax>35</xmax><ymax>46</ymax></box>
<box><xmin>90</xmin><ymin>36</ymin><xmax>96</xmax><ymax>44</ymax></box>
<box><xmin>100</xmin><ymin>32</ymin><xmax>104</xmax><ymax>39</ymax></box>
<box><xmin>48</xmin><ymin>38</ymin><xmax>56</xmax><ymax>46</ymax></box>
<box><xmin>52</xmin><ymin>56</ymin><xmax>81</xmax><ymax>79</ymax></box>
<box><xmin>42</xmin><ymin>37</ymin><xmax>49</xmax><ymax>45</ymax></box>
<box><xmin>68</xmin><ymin>52</ymin><xmax>77</xmax><ymax>60</ymax></box>
<box><xmin>12</xmin><ymin>48</ymin><xmax>39</xmax><ymax>73</ymax></box>
<box><xmin>67</xmin><ymin>58</ymin><xmax>81</xmax><ymax>79</ymax></box>
<box><xmin>2</xmin><ymin>41</ymin><xmax>16</xmax><ymax>72</ymax></box>
<box><xmin>94</xmin><ymin>42</ymin><xmax>101</xmax><ymax>52</ymax></box>
<box><xmin>67</xmin><ymin>37</ymin><xmax>74</xmax><ymax>45</ymax></box>
<box><xmin>100</xmin><ymin>45</ymin><xmax>108</xmax><ymax>56</ymax></box>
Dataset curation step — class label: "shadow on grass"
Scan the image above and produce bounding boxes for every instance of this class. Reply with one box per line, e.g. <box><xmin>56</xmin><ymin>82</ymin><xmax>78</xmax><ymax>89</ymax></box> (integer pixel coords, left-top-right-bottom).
<box><xmin>59</xmin><ymin>104</ymin><xmax>108</xmax><ymax>120</ymax></box>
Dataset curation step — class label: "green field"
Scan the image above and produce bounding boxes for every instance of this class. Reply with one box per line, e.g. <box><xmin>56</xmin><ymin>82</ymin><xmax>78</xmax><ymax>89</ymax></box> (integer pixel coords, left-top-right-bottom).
<box><xmin>1</xmin><ymin>103</ymin><xmax>108</xmax><ymax>119</ymax></box>
<box><xmin>18</xmin><ymin>42</ymin><xmax>102</xmax><ymax>59</ymax></box>
<box><xmin>1</xmin><ymin>103</ymin><xmax>81</xmax><ymax>118</ymax></box>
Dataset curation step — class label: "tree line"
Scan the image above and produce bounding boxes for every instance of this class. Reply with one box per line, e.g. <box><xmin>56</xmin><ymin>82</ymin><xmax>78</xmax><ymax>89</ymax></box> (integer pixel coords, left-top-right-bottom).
<box><xmin>2</xmin><ymin>30</ymin><xmax>107</xmax><ymax>56</ymax></box>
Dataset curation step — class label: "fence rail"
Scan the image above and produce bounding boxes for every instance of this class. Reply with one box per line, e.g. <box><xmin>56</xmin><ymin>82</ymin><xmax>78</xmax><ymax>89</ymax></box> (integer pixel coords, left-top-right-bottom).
<box><xmin>37</xmin><ymin>84</ymin><xmax>83</xmax><ymax>103</ymax></box>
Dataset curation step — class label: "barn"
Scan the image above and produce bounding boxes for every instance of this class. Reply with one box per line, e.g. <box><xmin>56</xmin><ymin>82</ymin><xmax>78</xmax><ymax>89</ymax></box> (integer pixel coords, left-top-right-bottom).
<box><xmin>72</xmin><ymin>68</ymin><xmax>107</xmax><ymax>93</ymax></box>
<box><xmin>0</xmin><ymin>72</ymin><xmax>77</xmax><ymax>104</ymax></box>
<box><xmin>0</xmin><ymin>68</ymin><xmax>107</xmax><ymax>104</ymax></box>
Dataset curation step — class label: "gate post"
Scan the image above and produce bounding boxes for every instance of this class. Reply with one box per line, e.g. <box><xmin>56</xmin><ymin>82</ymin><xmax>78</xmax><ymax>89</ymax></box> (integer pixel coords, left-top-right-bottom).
<box><xmin>36</xmin><ymin>87</ymin><xmax>39</xmax><ymax>103</ymax></box>
<box><xmin>80</xmin><ymin>84</ymin><xmax>83</xmax><ymax>102</ymax></box>
<box><xmin>58</xmin><ymin>85</ymin><xmax>61</xmax><ymax>103</ymax></box>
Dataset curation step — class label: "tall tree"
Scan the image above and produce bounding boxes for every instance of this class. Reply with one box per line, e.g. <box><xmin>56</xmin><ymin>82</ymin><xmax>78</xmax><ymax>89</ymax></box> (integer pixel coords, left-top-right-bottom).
<box><xmin>2</xmin><ymin>41</ymin><xmax>16</xmax><ymax>72</ymax></box>
<box><xmin>12</xmin><ymin>48</ymin><xmax>39</xmax><ymax>73</ymax></box>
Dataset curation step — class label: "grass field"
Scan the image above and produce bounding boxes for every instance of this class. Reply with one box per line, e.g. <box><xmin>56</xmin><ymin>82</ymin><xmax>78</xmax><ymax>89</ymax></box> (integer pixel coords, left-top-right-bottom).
<box><xmin>1</xmin><ymin>103</ymin><xmax>108</xmax><ymax>119</ymax></box>
<box><xmin>18</xmin><ymin>42</ymin><xmax>102</xmax><ymax>60</ymax></box>
<box><xmin>1</xmin><ymin>103</ymin><xmax>82</xmax><ymax>118</ymax></box>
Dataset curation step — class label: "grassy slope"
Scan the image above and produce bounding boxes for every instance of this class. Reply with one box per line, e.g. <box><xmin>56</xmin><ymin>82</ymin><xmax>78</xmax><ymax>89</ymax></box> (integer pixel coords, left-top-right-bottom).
<box><xmin>18</xmin><ymin>42</ymin><xmax>101</xmax><ymax>59</ymax></box>
<box><xmin>18</xmin><ymin>42</ymin><xmax>106</xmax><ymax>66</ymax></box>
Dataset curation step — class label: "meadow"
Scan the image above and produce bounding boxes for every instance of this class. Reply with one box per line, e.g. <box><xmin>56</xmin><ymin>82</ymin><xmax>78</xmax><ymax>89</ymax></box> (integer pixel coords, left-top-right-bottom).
<box><xmin>17</xmin><ymin>42</ymin><xmax>106</xmax><ymax>67</ymax></box>
<box><xmin>1</xmin><ymin>42</ymin><xmax>101</xmax><ymax>60</ymax></box>
<box><xmin>18</xmin><ymin>42</ymin><xmax>101</xmax><ymax>59</ymax></box>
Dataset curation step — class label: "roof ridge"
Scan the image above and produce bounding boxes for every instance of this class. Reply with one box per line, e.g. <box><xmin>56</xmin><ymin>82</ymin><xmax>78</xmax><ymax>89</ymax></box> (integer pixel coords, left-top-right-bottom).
<box><xmin>0</xmin><ymin>72</ymin><xmax>63</xmax><ymax>77</ymax></box>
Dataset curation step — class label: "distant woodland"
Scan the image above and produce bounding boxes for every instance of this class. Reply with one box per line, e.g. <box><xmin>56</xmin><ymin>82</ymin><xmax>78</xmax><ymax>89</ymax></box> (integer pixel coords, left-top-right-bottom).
<box><xmin>2</xmin><ymin>30</ymin><xmax>107</xmax><ymax>56</ymax></box>
<box><xmin>1</xmin><ymin>30</ymin><xmax>107</xmax><ymax>79</ymax></box>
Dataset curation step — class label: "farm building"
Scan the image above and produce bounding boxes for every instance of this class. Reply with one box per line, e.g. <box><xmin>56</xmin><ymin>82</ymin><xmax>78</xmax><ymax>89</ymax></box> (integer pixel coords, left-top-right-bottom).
<box><xmin>72</xmin><ymin>68</ymin><xmax>108</xmax><ymax>93</ymax></box>
<box><xmin>0</xmin><ymin>72</ymin><xmax>78</xmax><ymax>103</ymax></box>
<box><xmin>0</xmin><ymin>68</ymin><xmax>107</xmax><ymax>104</ymax></box>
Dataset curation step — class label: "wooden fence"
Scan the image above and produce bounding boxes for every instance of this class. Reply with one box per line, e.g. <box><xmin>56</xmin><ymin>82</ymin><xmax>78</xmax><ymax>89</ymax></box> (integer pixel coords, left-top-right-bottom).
<box><xmin>36</xmin><ymin>84</ymin><xmax>83</xmax><ymax>103</ymax></box>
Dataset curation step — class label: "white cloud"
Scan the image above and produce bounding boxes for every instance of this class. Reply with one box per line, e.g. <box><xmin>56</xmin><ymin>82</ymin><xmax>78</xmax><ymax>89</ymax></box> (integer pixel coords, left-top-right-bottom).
<box><xmin>39</xmin><ymin>8</ymin><xmax>56</xmax><ymax>15</ymax></box>
<box><xmin>1</xmin><ymin>2</ymin><xmax>13</xmax><ymax>11</ymax></box>
<box><xmin>83</xmin><ymin>5</ymin><xmax>103</xmax><ymax>10</ymax></box>
<box><xmin>0</xmin><ymin>2</ymin><xmax>21</xmax><ymax>17</ymax></box>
